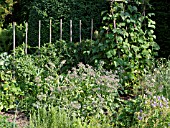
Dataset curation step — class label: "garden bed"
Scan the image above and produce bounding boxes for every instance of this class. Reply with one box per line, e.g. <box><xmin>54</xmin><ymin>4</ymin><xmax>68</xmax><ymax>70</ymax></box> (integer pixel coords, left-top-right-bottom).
<box><xmin>0</xmin><ymin>111</ymin><xmax>29</xmax><ymax>128</ymax></box>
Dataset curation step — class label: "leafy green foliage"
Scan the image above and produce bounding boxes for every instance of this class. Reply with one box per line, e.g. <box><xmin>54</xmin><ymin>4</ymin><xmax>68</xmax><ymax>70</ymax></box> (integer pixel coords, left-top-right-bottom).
<box><xmin>9</xmin><ymin>45</ymin><xmax>61</xmax><ymax>111</ymax></box>
<box><xmin>41</xmin><ymin>62</ymin><xmax>119</xmax><ymax>120</ymax></box>
<box><xmin>0</xmin><ymin>1</ymin><xmax>26</xmax><ymax>53</ymax></box>
<box><xmin>1</xmin><ymin>43</ymin><xmax>170</xmax><ymax>127</ymax></box>
<box><xmin>0</xmin><ymin>23</ymin><xmax>25</xmax><ymax>53</ymax></box>
<box><xmin>91</xmin><ymin>0</ymin><xmax>159</xmax><ymax>94</ymax></box>
<box><xmin>0</xmin><ymin>70</ymin><xmax>23</xmax><ymax>111</ymax></box>
<box><xmin>0</xmin><ymin>52</ymin><xmax>23</xmax><ymax>111</ymax></box>
<box><xmin>0</xmin><ymin>0</ymin><xmax>14</xmax><ymax>27</ymax></box>
<box><xmin>28</xmin><ymin>0</ymin><xmax>107</xmax><ymax>46</ymax></box>
<box><xmin>1</xmin><ymin>1</ymin><xmax>170</xmax><ymax>127</ymax></box>
<box><xmin>28</xmin><ymin>105</ymin><xmax>112</xmax><ymax>128</ymax></box>
<box><xmin>0</xmin><ymin>43</ymin><xmax>120</xmax><ymax>121</ymax></box>
<box><xmin>113</xmin><ymin>97</ymin><xmax>142</xmax><ymax>127</ymax></box>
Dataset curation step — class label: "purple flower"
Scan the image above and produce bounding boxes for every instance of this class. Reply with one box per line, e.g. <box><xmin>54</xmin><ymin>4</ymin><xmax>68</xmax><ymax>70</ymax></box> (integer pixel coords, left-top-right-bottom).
<box><xmin>151</xmin><ymin>101</ymin><xmax>157</xmax><ymax>107</ymax></box>
<box><xmin>159</xmin><ymin>102</ymin><xmax>163</xmax><ymax>108</ymax></box>
<box><xmin>161</xmin><ymin>96</ymin><xmax>166</xmax><ymax>101</ymax></box>
<box><xmin>165</xmin><ymin>100</ymin><xmax>169</xmax><ymax>106</ymax></box>
<box><xmin>138</xmin><ymin>116</ymin><xmax>142</xmax><ymax>120</ymax></box>
<box><xmin>140</xmin><ymin>109</ymin><xmax>143</xmax><ymax>113</ymax></box>
<box><xmin>157</xmin><ymin>96</ymin><xmax>161</xmax><ymax>101</ymax></box>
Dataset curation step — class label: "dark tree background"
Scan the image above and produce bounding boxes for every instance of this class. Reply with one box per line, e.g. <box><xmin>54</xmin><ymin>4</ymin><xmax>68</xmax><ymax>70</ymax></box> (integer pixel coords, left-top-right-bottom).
<box><xmin>149</xmin><ymin>0</ymin><xmax>170</xmax><ymax>58</ymax></box>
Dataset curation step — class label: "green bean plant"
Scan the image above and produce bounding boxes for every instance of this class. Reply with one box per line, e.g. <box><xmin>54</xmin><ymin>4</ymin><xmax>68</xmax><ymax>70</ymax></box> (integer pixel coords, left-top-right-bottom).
<box><xmin>92</xmin><ymin>0</ymin><xmax>160</xmax><ymax>95</ymax></box>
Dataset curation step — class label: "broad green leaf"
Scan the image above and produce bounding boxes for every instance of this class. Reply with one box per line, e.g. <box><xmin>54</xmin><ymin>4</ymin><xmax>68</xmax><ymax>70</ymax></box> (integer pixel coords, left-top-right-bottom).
<box><xmin>131</xmin><ymin>45</ymin><xmax>139</xmax><ymax>53</ymax></box>
<box><xmin>106</xmin><ymin>50</ymin><xmax>116</xmax><ymax>58</ymax></box>
<box><xmin>142</xmin><ymin>49</ymin><xmax>149</xmax><ymax>56</ymax></box>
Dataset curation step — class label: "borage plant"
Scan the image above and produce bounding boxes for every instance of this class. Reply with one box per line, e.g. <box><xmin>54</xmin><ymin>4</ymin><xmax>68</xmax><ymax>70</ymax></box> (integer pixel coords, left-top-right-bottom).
<box><xmin>135</xmin><ymin>95</ymin><xmax>170</xmax><ymax>128</ymax></box>
<box><xmin>34</xmin><ymin>62</ymin><xmax>120</xmax><ymax>123</ymax></box>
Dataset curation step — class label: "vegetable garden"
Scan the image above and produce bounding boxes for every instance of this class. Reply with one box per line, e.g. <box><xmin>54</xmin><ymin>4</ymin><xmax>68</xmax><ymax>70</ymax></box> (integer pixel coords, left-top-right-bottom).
<box><xmin>0</xmin><ymin>0</ymin><xmax>170</xmax><ymax>127</ymax></box>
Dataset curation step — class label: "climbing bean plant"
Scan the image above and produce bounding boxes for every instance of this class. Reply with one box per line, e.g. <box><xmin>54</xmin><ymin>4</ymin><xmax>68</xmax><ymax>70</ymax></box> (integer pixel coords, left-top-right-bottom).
<box><xmin>93</xmin><ymin>0</ymin><xmax>159</xmax><ymax>94</ymax></box>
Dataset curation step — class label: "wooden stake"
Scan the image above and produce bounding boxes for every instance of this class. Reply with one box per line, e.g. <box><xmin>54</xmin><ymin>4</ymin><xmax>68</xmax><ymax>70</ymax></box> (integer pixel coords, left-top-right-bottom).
<box><xmin>50</xmin><ymin>19</ymin><xmax>52</xmax><ymax>43</ymax></box>
<box><xmin>60</xmin><ymin>19</ymin><xmax>62</xmax><ymax>40</ymax></box>
<box><xmin>25</xmin><ymin>22</ymin><xmax>28</xmax><ymax>54</ymax></box>
<box><xmin>91</xmin><ymin>19</ymin><xmax>93</xmax><ymax>41</ymax></box>
<box><xmin>70</xmin><ymin>20</ymin><xmax>72</xmax><ymax>42</ymax></box>
<box><xmin>39</xmin><ymin>20</ymin><xmax>41</xmax><ymax>49</ymax></box>
<box><xmin>13</xmin><ymin>22</ymin><xmax>16</xmax><ymax>56</ymax></box>
<box><xmin>79</xmin><ymin>20</ymin><xmax>81</xmax><ymax>43</ymax></box>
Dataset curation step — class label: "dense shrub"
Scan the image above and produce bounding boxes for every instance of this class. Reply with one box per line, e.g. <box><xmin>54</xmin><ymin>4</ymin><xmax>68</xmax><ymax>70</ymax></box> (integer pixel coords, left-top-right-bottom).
<box><xmin>28</xmin><ymin>0</ymin><xmax>107</xmax><ymax>46</ymax></box>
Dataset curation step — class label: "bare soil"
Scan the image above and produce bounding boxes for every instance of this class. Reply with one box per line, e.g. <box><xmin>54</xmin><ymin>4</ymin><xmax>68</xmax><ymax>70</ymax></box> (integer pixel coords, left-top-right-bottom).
<box><xmin>0</xmin><ymin>111</ymin><xmax>29</xmax><ymax>128</ymax></box>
